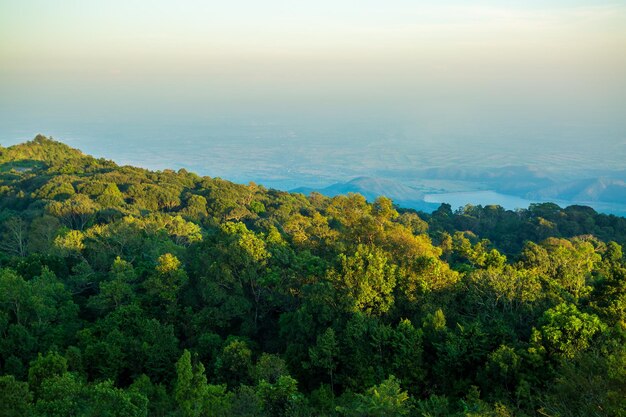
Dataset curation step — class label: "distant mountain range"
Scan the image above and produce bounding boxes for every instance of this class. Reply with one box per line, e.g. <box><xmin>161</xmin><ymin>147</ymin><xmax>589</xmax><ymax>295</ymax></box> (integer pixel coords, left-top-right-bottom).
<box><xmin>527</xmin><ymin>177</ymin><xmax>626</xmax><ymax>204</ymax></box>
<box><xmin>291</xmin><ymin>167</ymin><xmax>626</xmax><ymax>215</ymax></box>
<box><xmin>292</xmin><ymin>177</ymin><xmax>439</xmax><ymax>211</ymax></box>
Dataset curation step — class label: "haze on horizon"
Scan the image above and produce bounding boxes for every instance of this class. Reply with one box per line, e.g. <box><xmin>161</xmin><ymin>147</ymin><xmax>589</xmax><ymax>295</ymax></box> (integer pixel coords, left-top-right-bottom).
<box><xmin>1</xmin><ymin>0</ymin><xmax>625</xmax><ymax>189</ymax></box>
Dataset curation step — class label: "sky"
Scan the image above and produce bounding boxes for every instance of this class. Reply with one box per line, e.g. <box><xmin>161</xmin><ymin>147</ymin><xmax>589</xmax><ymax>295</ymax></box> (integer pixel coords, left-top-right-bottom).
<box><xmin>1</xmin><ymin>1</ymin><xmax>625</xmax><ymax>169</ymax></box>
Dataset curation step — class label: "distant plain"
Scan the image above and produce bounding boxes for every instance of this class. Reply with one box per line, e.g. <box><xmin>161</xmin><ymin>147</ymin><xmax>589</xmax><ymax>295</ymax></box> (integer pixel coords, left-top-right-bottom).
<box><xmin>2</xmin><ymin>120</ymin><xmax>625</xmax><ymax>215</ymax></box>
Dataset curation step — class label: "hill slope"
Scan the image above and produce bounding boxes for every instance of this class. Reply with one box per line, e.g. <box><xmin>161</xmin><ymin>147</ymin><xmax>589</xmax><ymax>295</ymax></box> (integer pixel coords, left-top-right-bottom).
<box><xmin>0</xmin><ymin>136</ymin><xmax>624</xmax><ymax>416</ymax></box>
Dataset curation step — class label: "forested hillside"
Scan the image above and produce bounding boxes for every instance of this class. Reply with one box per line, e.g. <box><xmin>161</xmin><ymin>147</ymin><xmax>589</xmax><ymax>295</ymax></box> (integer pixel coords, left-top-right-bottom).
<box><xmin>0</xmin><ymin>136</ymin><xmax>624</xmax><ymax>416</ymax></box>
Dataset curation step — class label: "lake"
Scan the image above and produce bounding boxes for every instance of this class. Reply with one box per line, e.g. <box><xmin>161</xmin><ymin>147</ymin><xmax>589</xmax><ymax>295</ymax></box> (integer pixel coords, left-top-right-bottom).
<box><xmin>424</xmin><ymin>190</ymin><xmax>626</xmax><ymax>216</ymax></box>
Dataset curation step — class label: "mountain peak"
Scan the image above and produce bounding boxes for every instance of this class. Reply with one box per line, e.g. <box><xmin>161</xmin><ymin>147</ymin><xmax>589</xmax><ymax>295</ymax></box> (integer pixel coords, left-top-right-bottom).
<box><xmin>0</xmin><ymin>135</ymin><xmax>115</xmax><ymax>174</ymax></box>
<box><xmin>1</xmin><ymin>135</ymin><xmax>89</xmax><ymax>165</ymax></box>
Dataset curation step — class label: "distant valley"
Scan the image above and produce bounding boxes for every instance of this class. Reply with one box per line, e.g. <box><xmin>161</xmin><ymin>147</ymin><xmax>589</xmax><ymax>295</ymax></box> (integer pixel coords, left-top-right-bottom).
<box><xmin>291</xmin><ymin>166</ymin><xmax>626</xmax><ymax>216</ymax></box>
<box><xmin>2</xmin><ymin>129</ymin><xmax>626</xmax><ymax>216</ymax></box>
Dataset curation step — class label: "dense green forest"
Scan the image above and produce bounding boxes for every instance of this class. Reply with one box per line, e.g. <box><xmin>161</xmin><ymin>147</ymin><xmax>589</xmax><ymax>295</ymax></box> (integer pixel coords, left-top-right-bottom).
<box><xmin>0</xmin><ymin>135</ymin><xmax>624</xmax><ymax>416</ymax></box>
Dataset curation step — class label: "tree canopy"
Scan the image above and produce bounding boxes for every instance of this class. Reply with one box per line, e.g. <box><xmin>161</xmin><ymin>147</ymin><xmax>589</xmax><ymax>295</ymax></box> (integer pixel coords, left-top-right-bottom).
<box><xmin>0</xmin><ymin>136</ymin><xmax>624</xmax><ymax>416</ymax></box>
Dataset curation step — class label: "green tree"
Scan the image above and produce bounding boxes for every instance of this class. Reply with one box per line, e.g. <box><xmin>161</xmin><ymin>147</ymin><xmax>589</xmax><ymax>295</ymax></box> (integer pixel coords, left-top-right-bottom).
<box><xmin>537</xmin><ymin>303</ymin><xmax>606</xmax><ymax>359</ymax></box>
<box><xmin>47</xmin><ymin>194</ymin><xmax>99</xmax><ymax>230</ymax></box>
<box><xmin>0</xmin><ymin>268</ymin><xmax>30</xmax><ymax>326</ymax></box>
<box><xmin>27</xmin><ymin>215</ymin><xmax>61</xmax><ymax>254</ymax></box>
<box><xmin>0</xmin><ymin>216</ymin><xmax>29</xmax><ymax>257</ymax></box>
<box><xmin>175</xmin><ymin>350</ymin><xmax>231</xmax><ymax>417</ymax></box>
<box><xmin>175</xmin><ymin>349</ymin><xmax>209</xmax><ymax>417</ymax></box>
<box><xmin>144</xmin><ymin>253</ymin><xmax>188</xmax><ymax>318</ymax></box>
<box><xmin>96</xmin><ymin>183</ymin><xmax>125</xmax><ymax>207</ymax></box>
<box><xmin>254</xmin><ymin>353</ymin><xmax>290</xmax><ymax>384</ymax></box>
<box><xmin>338</xmin><ymin>376</ymin><xmax>411</xmax><ymax>417</ymax></box>
<box><xmin>331</xmin><ymin>244</ymin><xmax>397</xmax><ymax>316</ymax></box>
<box><xmin>89</xmin><ymin>257</ymin><xmax>137</xmax><ymax>312</ymax></box>
<box><xmin>34</xmin><ymin>373</ymin><xmax>148</xmax><ymax>417</ymax></box>
<box><xmin>28</xmin><ymin>351</ymin><xmax>68</xmax><ymax>395</ymax></box>
<box><xmin>215</xmin><ymin>339</ymin><xmax>253</xmax><ymax>388</ymax></box>
<box><xmin>309</xmin><ymin>327</ymin><xmax>339</xmax><ymax>392</ymax></box>
<box><xmin>257</xmin><ymin>375</ymin><xmax>303</xmax><ymax>417</ymax></box>
<box><xmin>0</xmin><ymin>375</ymin><xmax>33</xmax><ymax>416</ymax></box>
<box><xmin>542</xmin><ymin>345</ymin><xmax>626</xmax><ymax>417</ymax></box>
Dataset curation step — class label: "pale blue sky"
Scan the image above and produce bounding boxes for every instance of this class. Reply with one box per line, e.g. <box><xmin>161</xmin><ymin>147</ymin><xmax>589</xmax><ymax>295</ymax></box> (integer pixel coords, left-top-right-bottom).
<box><xmin>1</xmin><ymin>1</ymin><xmax>625</xmax><ymax>153</ymax></box>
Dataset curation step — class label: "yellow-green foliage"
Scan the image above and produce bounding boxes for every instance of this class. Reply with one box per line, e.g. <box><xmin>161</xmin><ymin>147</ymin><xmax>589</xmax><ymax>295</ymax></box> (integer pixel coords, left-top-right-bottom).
<box><xmin>0</xmin><ymin>137</ymin><xmax>623</xmax><ymax>417</ymax></box>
